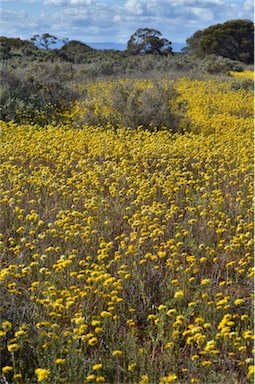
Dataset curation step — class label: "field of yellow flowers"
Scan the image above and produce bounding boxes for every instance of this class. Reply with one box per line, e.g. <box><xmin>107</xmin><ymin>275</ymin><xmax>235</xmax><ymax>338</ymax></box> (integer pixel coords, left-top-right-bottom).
<box><xmin>0</xmin><ymin>73</ymin><xmax>254</xmax><ymax>383</ymax></box>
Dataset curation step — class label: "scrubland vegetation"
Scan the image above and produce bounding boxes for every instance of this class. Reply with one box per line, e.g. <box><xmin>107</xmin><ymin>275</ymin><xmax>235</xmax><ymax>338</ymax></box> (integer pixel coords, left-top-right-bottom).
<box><xmin>0</xmin><ymin>45</ymin><xmax>254</xmax><ymax>384</ymax></box>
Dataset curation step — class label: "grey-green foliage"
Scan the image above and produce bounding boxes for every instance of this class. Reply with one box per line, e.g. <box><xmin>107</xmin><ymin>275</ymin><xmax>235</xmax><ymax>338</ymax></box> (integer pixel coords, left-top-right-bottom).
<box><xmin>0</xmin><ymin>62</ymin><xmax>79</xmax><ymax>123</ymax></box>
<box><xmin>0</xmin><ymin>64</ymin><xmax>36</xmax><ymax>120</ymax></box>
<box><xmin>200</xmin><ymin>54</ymin><xmax>244</xmax><ymax>74</ymax></box>
<box><xmin>77</xmin><ymin>80</ymin><xmax>183</xmax><ymax>132</ymax></box>
<box><xmin>73</xmin><ymin>53</ymin><xmax>244</xmax><ymax>82</ymax></box>
<box><xmin>1</xmin><ymin>45</ymin><xmax>251</xmax><ymax>129</ymax></box>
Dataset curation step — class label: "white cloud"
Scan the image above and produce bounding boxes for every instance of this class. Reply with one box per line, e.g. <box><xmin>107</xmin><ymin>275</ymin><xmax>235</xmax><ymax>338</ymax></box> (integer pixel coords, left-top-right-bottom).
<box><xmin>44</xmin><ymin>0</ymin><xmax>93</xmax><ymax>5</ymax></box>
<box><xmin>70</xmin><ymin>0</ymin><xmax>87</xmax><ymax>5</ymax></box>
<box><xmin>0</xmin><ymin>0</ymin><xmax>254</xmax><ymax>44</ymax></box>
<box><xmin>23</xmin><ymin>0</ymin><xmax>40</xmax><ymax>3</ymax></box>
<box><xmin>43</xmin><ymin>0</ymin><xmax>68</xmax><ymax>5</ymax></box>
<box><xmin>243</xmin><ymin>0</ymin><xmax>254</xmax><ymax>11</ymax></box>
<box><xmin>124</xmin><ymin>0</ymin><xmax>146</xmax><ymax>15</ymax></box>
<box><xmin>191</xmin><ymin>7</ymin><xmax>214</xmax><ymax>21</ymax></box>
<box><xmin>0</xmin><ymin>9</ymin><xmax>27</xmax><ymax>18</ymax></box>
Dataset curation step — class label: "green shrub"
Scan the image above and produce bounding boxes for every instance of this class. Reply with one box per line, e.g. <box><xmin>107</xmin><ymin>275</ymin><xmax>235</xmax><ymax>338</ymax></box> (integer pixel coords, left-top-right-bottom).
<box><xmin>76</xmin><ymin>79</ymin><xmax>183</xmax><ymax>133</ymax></box>
<box><xmin>0</xmin><ymin>62</ymin><xmax>79</xmax><ymax>124</ymax></box>
<box><xmin>201</xmin><ymin>54</ymin><xmax>244</xmax><ymax>74</ymax></box>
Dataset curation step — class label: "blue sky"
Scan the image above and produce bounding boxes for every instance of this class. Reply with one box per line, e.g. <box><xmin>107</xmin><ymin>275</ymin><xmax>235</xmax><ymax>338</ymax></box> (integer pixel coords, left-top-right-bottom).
<box><xmin>0</xmin><ymin>0</ymin><xmax>253</xmax><ymax>45</ymax></box>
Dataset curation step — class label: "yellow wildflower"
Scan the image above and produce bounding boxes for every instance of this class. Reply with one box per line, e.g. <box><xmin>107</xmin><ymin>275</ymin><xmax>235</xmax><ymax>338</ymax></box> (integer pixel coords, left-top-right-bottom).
<box><xmin>92</xmin><ymin>364</ymin><xmax>102</xmax><ymax>370</ymax></box>
<box><xmin>174</xmin><ymin>290</ymin><xmax>184</xmax><ymax>299</ymax></box>
<box><xmin>247</xmin><ymin>365</ymin><xmax>254</xmax><ymax>379</ymax></box>
<box><xmin>2</xmin><ymin>321</ymin><xmax>12</xmax><ymax>331</ymax></box>
<box><xmin>112</xmin><ymin>350</ymin><xmax>122</xmax><ymax>356</ymax></box>
<box><xmin>139</xmin><ymin>375</ymin><xmax>149</xmax><ymax>384</ymax></box>
<box><xmin>96</xmin><ymin>377</ymin><xmax>105</xmax><ymax>383</ymax></box>
<box><xmin>35</xmin><ymin>368</ymin><xmax>51</xmax><ymax>382</ymax></box>
<box><xmin>2</xmin><ymin>366</ymin><xmax>13</xmax><ymax>374</ymax></box>
<box><xmin>55</xmin><ymin>358</ymin><xmax>65</xmax><ymax>364</ymax></box>
<box><xmin>88</xmin><ymin>337</ymin><xmax>98</xmax><ymax>346</ymax></box>
<box><xmin>128</xmin><ymin>362</ymin><xmax>137</xmax><ymax>371</ymax></box>
<box><xmin>7</xmin><ymin>343</ymin><xmax>20</xmax><ymax>352</ymax></box>
<box><xmin>159</xmin><ymin>373</ymin><xmax>177</xmax><ymax>382</ymax></box>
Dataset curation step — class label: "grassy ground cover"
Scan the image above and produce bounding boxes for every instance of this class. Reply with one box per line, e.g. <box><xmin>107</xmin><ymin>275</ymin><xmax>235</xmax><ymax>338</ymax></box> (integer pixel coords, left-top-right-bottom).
<box><xmin>0</xmin><ymin>73</ymin><xmax>254</xmax><ymax>383</ymax></box>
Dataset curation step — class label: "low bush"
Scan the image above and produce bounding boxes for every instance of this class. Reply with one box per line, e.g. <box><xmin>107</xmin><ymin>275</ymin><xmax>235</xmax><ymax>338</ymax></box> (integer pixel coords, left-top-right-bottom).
<box><xmin>75</xmin><ymin>79</ymin><xmax>183</xmax><ymax>132</ymax></box>
<box><xmin>0</xmin><ymin>62</ymin><xmax>79</xmax><ymax>124</ymax></box>
<box><xmin>200</xmin><ymin>54</ymin><xmax>244</xmax><ymax>74</ymax></box>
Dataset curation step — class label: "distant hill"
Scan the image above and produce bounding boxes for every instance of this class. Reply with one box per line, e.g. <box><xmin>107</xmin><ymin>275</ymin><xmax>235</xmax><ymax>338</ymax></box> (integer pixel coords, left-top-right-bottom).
<box><xmin>54</xmin><ymin>41</ymin><xmax>186</xmax><ymax>52</ymax></box>
<box><xmin>86</xmin><ymin>41</ymin><xmax>186</xmax><ymax>52</ymax></box>
<box><xmin>86</xmin><ymin>42</ymin><xmax>126</xmax><ymax>51</ymax></box>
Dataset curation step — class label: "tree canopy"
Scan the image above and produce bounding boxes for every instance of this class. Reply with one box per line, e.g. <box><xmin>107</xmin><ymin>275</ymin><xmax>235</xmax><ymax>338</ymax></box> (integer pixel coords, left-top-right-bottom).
<box><xmin>31</xmin><ymin>33</ymin><xmax>60</xmax><ymax>49</ymax></box>
<box><xmin>0</xmin><ymin>36</ymin><xmax>37</xmax><ymax>59</ymax></box>
<box><xmin>58</xmin><ymin>40</ymin><xmax>95</xmax><ymax>63</ymax></box>
<box><xmin>127</xmin><ymin>28</ymin><xmax>173</xmax><ymax>55</ymax></box>
<box><xmin>184</xmin><ymin>19</ymin><xmax>254</xmax><ymax>64</ymax></box>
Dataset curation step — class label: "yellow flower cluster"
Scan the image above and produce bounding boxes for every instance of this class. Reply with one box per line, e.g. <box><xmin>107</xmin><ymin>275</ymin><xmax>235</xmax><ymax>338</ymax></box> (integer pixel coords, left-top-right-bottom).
<box><xmin>35</xmin><ymin>368</ymin><xmax>51</xmax><ymax>382</ymax></box>
<box><xmin>71</xmin><ymin>77</ymin><xmax>173</xmax><ymax>129</ymax></box>
<box><xmin>230</xmin><ymin>70</ymin><xmax>254</xmax><ymax>81</ymax></box>
<box><xmin>0</xmin><ymin>75</ymin><xmax>253</xmax><ymax>383</ymax></box>
<box><xmin>173</xmin><ymin>77</ymin><xmax>253</xmax><ymax>135</ymax></box>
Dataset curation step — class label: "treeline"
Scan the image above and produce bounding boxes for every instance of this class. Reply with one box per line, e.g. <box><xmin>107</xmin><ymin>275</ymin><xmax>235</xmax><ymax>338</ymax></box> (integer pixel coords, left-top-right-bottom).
<box><xmin>0</xmin><ymin>19</ymin><xmax>253</xmax><ymax>126</ymax></box>
<box><xmin>1</xmin><ymin>19</ymin><xmax>254</xmax><ymax>63</ymax></box>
